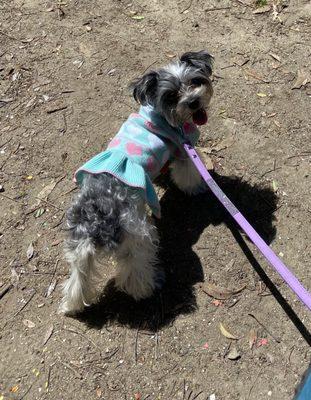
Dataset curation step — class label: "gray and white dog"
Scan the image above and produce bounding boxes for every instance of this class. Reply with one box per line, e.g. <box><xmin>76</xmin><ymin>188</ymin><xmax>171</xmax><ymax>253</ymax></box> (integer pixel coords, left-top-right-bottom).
<box><xmin>60</xmin><ymin>50</ymin><xmax>213</xmax><ymax>315</ymax></box>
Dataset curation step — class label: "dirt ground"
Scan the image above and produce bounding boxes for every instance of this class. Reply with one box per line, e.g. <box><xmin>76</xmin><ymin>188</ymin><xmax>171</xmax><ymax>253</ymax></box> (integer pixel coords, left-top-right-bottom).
<box><xmin>0</xmin><ymin>0</ymin><xmax>310</xmax><ymax>399</ymax></box>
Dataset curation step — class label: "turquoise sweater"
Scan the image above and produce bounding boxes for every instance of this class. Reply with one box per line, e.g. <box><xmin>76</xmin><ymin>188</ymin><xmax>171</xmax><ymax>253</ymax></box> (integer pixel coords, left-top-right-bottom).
<box><xmin>75</xmin><ymin>106</ymin><xmax>200</xmax><ymax>218</ymax></box>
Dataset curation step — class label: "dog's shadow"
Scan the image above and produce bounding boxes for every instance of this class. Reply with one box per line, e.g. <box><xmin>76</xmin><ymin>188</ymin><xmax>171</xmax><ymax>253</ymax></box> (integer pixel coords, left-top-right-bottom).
<box><xmin>78</xmin><ymin>172</ymin><xmax>278</xmax><ymax>331</ymax></box>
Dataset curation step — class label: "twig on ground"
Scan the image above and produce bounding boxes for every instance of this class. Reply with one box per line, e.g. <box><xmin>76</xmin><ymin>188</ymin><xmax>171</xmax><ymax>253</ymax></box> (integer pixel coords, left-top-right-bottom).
<box><xmin>51</xmin><ymin>212</ymin><xmax>65</xmax><ymax>229</ymax></box>
<box><xmin>46</xmin><ymin>364</ymin><xmax>54</xmax><ymax>392</ymax></box>
<box><xmin>141</xmin><ymin>60</ymin><xmax>158</xmax><ymax>75</ymax></box>
<box><xmin>58</xmin><ymin>186</ymin><xmax>77</xmax><ymax>198</ymax></box>
<box><xmin>38</xmin><ymin>198</ymin><xmax>64</xmax><ymax>211</ymax></box>
<box><xmin>0</xmin><ymin>30</ymin><xmax>19</xmax><ymax>41</ymax></box>
<box><xmin>180</xmin><ymin>0</ymin><xmax>193</xmax><ymax>14</ymax></box>
<box><xmin>0</xmin><ymin>138</ymin><xmax>12</xmax><ymax>149</ymax></box>
<box><xmin>64</xmin><ymin>326</ymin><xmax>104</xmax><ymax>357</ymax></box>
<box><xmin>287</xmin><ymin>152</ymin><xmax>311</xmax><ymax>160</ymax></box>
<box><xmin>192</xmin><ymin>391</ymin><xmax>204</xmax><ymax>400</ymax></box>
<box><xmin>59</xmin><ymin>360</ymin><xmax>82</xmax><ymax>379</ymax></box>
<box><xmin>248</xmin><ymin>313</ymin><xmax>281</xmax><ymax>343</ymax></box>
<box><xmin>182</xmin><ymin>379</ymin><xmax>187</xmax><ymax>400</ymax></box>
<box><xmin>205</xmin><ymin>6</ymin><xmax>231</xmax><ymax>12</ymax></box>
<box><xmin>247</xmin><ymin>368</ymin><xmax>263</xmax><ymax>399</ymax></box>
<box><xmin>0</xmin><ymin>283</ymin><xmax>13</xmax><ymax>300</ymax></box>
<box><xmin>102</xmin><ymin>348</ymin><xmax>119</xmax><ymax>361</ymax></box>
<box><xmin>13</xmin><ymin>290</ymin><xmax>36</xmax><ymax>318</ymax></box>
<box><xmin>45</xmin><ymin>259</ymin><xmax>59</xmax><ymax>297</ymax></box>
<box><xmin>47</xmin><ymin>106</ymin><xmax>68</xmax><ymax>114</ymax></box>
<box><xmin>19</xmin><ymin>383</ymin><xmax>34</xmax><ymax>399</ymax></box>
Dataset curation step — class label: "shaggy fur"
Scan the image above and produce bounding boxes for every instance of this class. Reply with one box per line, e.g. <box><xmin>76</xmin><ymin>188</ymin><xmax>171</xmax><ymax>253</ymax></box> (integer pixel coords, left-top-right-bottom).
<box><xmin>60</xmin><ymin>50</ymin><xmax>213</xmax><ymax>315</ymax></box>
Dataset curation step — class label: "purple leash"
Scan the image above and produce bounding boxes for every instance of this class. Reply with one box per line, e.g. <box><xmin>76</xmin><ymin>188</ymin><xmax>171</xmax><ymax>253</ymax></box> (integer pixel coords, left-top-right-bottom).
<box><xmin>183</xmin><ymin>142</ymin><xmax>311</xmax><ymax>311</ymax></box>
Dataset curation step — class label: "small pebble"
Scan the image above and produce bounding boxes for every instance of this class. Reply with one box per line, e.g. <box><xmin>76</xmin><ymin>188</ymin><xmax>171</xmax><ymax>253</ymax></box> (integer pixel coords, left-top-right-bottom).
<box><xmin>0</xmin><ymin>185</ymin><xmax>4</xmax><ymax>192</ymax></box>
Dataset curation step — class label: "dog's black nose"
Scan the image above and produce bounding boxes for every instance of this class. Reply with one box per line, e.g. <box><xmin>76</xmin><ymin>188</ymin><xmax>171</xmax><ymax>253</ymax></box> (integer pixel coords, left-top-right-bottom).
<box><xmin>188</xmin><ymin>99</ymin><xmax>200</xmax><ymax>110</ymax></box>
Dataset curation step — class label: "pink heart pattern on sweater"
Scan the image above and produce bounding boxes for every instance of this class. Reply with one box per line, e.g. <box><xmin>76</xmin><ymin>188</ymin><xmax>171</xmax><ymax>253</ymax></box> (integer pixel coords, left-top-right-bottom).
<box><xmin>126</xmin><ymin>142</ymin><xmax>143</xmax><ymax>156</ymax></box>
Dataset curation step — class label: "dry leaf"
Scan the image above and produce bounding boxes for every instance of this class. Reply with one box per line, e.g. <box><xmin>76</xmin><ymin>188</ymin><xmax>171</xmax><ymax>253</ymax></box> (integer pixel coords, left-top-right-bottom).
<box><xmin>27</xmin><ymin>242</ymin><xmax>34</xmax><ymax>260</ymax></box>
<box><xmin>272</xmin><ymin>180</ymin><xmax>278</xmax><ymax>192</ymax></box>
<box><xmin>257</xmin><ymin>338</ymin><xmax>268</xmax><ymax>347</ymax></box>
<box><xmin>51</xmin><ymin>239</ymin><xmax>63</xmax><ymax>247</ymax></box>
<box><xmin>37</xmin><ymin>181</ymin><xmax>57</xmax><ymax>200</ymax></box>
<box><xmin>211</xmin><ymin>299</ymin><xmax>223</xmax><ymax>307</ymax></box>
<box><xmin>10</xmin><ymin>385</ymin><xmax>19</xmax><ymax>393</ymax></box>
<box><xmin>269</xmin><ymin>53</ymin><xmax>281</xmax><ymax>62</ymax></box>
<box><xmin>11</xmin><ymin>264</ymin><xmax>20</xmax><ymax>286</ymax></box>
<box><xmin>291</xmin><ymin>70</ymin><xmax>310</xmax><ymax>90</ymax></box>
<box><xmin>202</xmin><ymin>282</ymin><xmax>246</xmax><ymax>300</ymax></box>
<box><xmin>23</xmin><ymin>319</ymin><xmax>35</xmax><ymax>328</ymax></box>
<box><xmin>273</xmin><ymin>120</ymin><xmax>281</xmax><ymax>128</ymax></box>
<box><xmin>248</xmin><ymin>329</ymin><xmax>257</xmax><ymax>349</ymax></box>
<box><xmin>96</xmin><ymin>388</ymin><xmax>102</xmax><ymax>398</ymax></box>
<box><xmin>42</xmin><ymin>324</ymin><xmax>54</xmax><ymax>345</ymax></box>
<box><xmin>227</xmin><ymin>345</ymin><xmax>240</xmax><ymax>360</ymax></box>
<box><xmin>46</xmin><ymin>279</ymin><xmax>57</xmax><ymax>297</ymax></box>
<box><xmin>219</xmin><ymin>323</ymin><xmax>238</xmax><ymax>340</ymax></box>
<box><xmin>253</xmin><ymin>5</ymin><xmax>271</xmax><ymax>14</ymax></box>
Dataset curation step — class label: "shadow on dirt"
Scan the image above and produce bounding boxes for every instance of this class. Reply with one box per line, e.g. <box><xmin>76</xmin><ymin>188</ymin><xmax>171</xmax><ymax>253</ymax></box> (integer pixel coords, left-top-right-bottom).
<box><xmin>76</xmin><ymin>171</ymin><xmax>285</xmax><ymax>332</ymax></box>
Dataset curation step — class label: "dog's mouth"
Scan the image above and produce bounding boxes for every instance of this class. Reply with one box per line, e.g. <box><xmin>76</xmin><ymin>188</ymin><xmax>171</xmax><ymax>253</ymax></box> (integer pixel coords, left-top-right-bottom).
<box><xmin>192</xmin><ymin>108</ymin><xmax>208</xmax><ymax>125</ymax></box>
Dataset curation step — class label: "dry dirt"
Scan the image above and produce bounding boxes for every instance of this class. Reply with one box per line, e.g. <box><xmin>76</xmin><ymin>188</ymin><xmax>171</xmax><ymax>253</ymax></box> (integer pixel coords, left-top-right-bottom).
<box><xmin>0</xmin><ymin>1</ymin><xmax>310</xmax><ymax>399</ymax></box>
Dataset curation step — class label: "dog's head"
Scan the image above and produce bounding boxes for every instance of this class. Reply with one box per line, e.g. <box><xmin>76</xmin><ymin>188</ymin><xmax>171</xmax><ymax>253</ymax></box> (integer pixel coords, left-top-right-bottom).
<box><xmin>130</xmin><ymin>50</ymin><xmax>213</xmax><ymax>127</ymax></box>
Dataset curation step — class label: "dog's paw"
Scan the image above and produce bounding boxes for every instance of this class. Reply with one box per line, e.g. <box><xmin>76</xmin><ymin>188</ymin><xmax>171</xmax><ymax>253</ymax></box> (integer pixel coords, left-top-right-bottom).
<box><xmin>58</xmin><ymin>299</ymin><xmax>85</xmax><ymax>316</ymax></box>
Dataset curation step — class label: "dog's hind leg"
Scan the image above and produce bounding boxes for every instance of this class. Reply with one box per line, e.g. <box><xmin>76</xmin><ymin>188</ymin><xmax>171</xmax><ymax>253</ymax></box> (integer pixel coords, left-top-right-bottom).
<box><xmin>59</xmin><ymin>237</ymin><xmax>98</xmax><ymax>315</ymax></box>
<box><xmin>115</xmin><ymin>209</ymin><xmax>162</xmax><ymax>300</ymax></box>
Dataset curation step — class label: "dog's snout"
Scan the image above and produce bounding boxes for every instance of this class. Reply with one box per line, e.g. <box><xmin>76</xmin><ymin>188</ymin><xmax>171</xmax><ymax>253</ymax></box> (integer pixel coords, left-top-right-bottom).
<box><xmin>188</xmin><ymin>99</ymin><xmax>200</xmax><ymax>110</ymax></box>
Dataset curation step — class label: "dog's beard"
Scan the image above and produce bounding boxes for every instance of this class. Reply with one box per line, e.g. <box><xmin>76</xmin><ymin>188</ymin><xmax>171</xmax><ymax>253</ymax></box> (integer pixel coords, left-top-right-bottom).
<box><xmin>160</xmin><ymin>84</ymin><xmax>212</xmax><ymax>127</ymax></box>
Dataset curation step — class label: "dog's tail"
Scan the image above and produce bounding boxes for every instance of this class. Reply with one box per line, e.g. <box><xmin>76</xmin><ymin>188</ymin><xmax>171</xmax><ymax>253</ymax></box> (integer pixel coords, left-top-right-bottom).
<box><xmin>59</xmin><ymin>237</ymin><xmax>97</xmax><ymax>314</ymax></box>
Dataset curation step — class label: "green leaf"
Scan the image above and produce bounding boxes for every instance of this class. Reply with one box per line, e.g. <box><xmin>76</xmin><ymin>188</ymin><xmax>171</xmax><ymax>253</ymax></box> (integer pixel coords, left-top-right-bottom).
<box><xmin>34</xmin><ymin>207</ymin><xmax>45</xmax><ymax>218</ymax></box>
<box><xmin>131</xmin><ymin>15</ymin><xmax>144</xmax><ymax>20</ymax></box>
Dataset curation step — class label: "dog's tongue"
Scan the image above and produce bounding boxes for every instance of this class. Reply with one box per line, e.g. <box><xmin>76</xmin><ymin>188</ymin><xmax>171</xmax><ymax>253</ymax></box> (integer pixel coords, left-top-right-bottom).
<box><xmin>192</xmin><ymin>109</ymin><xmax>208</xmax><ymax>125</ymax></box>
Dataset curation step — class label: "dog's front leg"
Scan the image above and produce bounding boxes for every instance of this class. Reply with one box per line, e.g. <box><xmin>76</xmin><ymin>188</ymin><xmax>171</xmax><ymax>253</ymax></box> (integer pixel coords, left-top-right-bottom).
<box><xmin>170</xmin><ymin>149</ymin><xmax>213</xmax><ymax>194</ymax></box>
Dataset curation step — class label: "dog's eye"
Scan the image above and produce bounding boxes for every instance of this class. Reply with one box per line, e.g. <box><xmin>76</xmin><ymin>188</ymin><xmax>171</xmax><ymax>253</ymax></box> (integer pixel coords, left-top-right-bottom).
<box><xmin>191</xmin><ymin>77</ymin><xmax>207</xmax><ymax>86</ymax></box>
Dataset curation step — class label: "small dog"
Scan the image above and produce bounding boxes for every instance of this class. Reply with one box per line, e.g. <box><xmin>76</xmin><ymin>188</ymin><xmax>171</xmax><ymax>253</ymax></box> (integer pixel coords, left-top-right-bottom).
<box><xmin>60</xmin><ymin>50</ymin><xmax>213</xmax><ymax>315</ymax></box>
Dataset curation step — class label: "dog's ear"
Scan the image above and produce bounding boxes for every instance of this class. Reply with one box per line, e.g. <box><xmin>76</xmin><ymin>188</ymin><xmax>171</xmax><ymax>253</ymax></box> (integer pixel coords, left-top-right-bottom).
<box><xmin>180</xmin><ymin>50</ymin><xmax>213</xmax><ymax>76</ymax></box>
<box><xmin>130</xmin><ymin>71</ymin><xmax>158</xmax><ymax>106</ymax></box>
